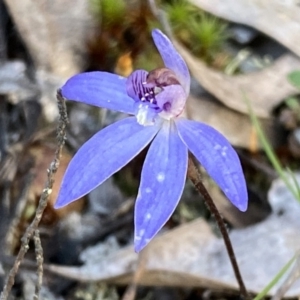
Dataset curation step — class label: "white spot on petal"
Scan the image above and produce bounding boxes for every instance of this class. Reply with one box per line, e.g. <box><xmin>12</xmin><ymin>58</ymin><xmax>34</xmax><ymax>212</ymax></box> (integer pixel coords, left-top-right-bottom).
<box><xmin>156</xmin><ymin>172</ymin><xmax>165</xmax><ymax>182</ymax></box>
<box><xmin>221</xmin><ymin>146</ymin><xmax>228</xmax><ymax>157</ymax></box>
<box><xmin>136</xmin><ymin>104</ymin><xmax>155</xmax><ymax>126</ymax></box>
<box><xmin>214</xmin><ymin>144</ymin><xmax>221</xmax><ymax>150</ymax></box>
<box><xmin>145</xmin><ymin>188</ymin><xmax>152</xmax><ymax>193</ymax></box>
<box><xmin>135</xmin><ymin>229</ymin><xmax>145</xmax><ymax>241</ymax></box>
<box><xmin>146</xmin><ymin>213</ymin><xmax>151</xmax><ymax>220</ymax></box>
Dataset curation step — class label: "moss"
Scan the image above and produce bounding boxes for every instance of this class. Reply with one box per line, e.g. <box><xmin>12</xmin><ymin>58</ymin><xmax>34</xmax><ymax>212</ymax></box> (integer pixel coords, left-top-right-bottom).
<box><xmin>164</xmin><ymin>0</ymin><xmax>230</xmax><ymax>67</ymax></box>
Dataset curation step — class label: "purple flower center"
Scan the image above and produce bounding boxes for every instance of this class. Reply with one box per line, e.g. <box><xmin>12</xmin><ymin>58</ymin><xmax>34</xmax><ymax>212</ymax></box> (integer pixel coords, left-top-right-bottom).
<box><xmin>126</xmin><ymin>68</ymin><xmax>187</xmax><ymax>126</ymax></box>
<box><xmin>132</xmin><ymin>76</ymin><xmax>157</xmax><ymax>105</ymax></box>
<box><xmin>144</xmin><ymin>68</ymin><xmax>180</xmax><ymax>88</ymax></box>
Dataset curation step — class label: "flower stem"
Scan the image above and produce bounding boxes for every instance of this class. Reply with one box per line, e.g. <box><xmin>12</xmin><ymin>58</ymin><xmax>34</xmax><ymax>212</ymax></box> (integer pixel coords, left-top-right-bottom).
<box><xmin>187</xmin><ymin>156</ymin><xmax>248</xmax><ymax>299</ymax></box>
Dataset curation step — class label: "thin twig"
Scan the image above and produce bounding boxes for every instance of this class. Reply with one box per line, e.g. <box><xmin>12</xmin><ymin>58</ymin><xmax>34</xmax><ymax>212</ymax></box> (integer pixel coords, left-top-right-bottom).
<box><xmin>121</xmin><ymin>249</ymin><xmax>147</xmax><ymax>300</ymax></box>
<box><xmin>187</xmin><ymin>156</ymin><xmax>248</xmax><ymax>299</ymax></box>
<box><xmin>33</xmin><ymin>230</ymin><xmax>43</xmax><ymax>300</ymax></box>
<box><xmin>0</xmin><ymin>90</ymin><xmax>68</xmax><ymax>300</ymax></box>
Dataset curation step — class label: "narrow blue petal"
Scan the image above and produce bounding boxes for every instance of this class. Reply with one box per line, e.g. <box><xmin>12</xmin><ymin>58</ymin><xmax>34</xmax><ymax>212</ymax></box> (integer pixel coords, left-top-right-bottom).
<box><xmin>55</xmin><ymin>117</ymin><xmax>160</xmax><ymax>208</ymax></box>
<box><xmin>134</xmin><ymin>121</ymin><xmax>188</xmax><ymax>252</ymax></box>
<box><xmin>152</xmin><ymin>29</ymin><xmax>190</xmax><ymax>95</ymax></box>
<box><xmin>176</xmin><ymin>119</ymin><xmax>248</xmax><ymax>212</ymax></box>
<box><xmin>61</xmin><ymin>72</ymin><xmax>136</xmax><ymax>114</ymax></box>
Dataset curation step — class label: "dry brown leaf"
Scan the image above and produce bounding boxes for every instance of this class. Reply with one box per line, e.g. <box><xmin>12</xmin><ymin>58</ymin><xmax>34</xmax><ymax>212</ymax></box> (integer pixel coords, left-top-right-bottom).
<box><xmin>148</xmin><ymin>0</ymin><xmax>284</xmax><ymax>150</ymax></box>
<box><xmin>47</xmin><ymin>219</ymin><xmax>231</xmax><ymax>290</ymax></box>
<box><xmin>4</xmin><ymin>141</ymin><xmax>85</xmax><ymax>254</ymax></box>
<box><xmin>175</xmin><ymin>40</ymin><xmax>300</xmax><ymax>118</ymax></box>
<box><xmin>183</xmin><ymin>94</ymin><xmax>280</xmax><ymax>148</ymax></box>
<box><xmin>198</xmin><ymin>171</ymin><xmax>271</xmax><ymax>228</ymax></box>
<box><xmin>28</xmin><ymin>143</ymin><xmax>84</xmax><ymax>221</ymax></box>
<box><xmin>47</xmin><ymin>174</ymin><xmax>300</xmax><ymax>296</ymax></box>
<box><xmin>188</xmin><ymin>0</ymin><xmax>300</xmax><ymax>57</ymax></box>
<box><xmin>4</xmin><ymin>0</ymin><xmax>95</xmax><ymax>78</ymax></box>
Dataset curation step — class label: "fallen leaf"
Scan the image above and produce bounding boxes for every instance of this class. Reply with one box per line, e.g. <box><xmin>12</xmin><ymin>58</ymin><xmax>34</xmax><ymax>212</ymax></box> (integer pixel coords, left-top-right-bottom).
<box><xmin>188</xmin><ymin>0</ymin><xmax>300</xmax><ymax>58</ymax></box>
<box><xmin>4</xmin><ymin>0</ymin><xmax>95</xmax><ymax>78</ymax></box>
<box><xmin>28</xmin><ymin>143</ymin><xmax>85</xmax><ymax>222</ymax></box>
<box><xmin>47</xmin><ymin>174</ymin><xmax>300</xmax><ymax>297</ymax></box>
<box><xmin>176</xmin><ymin>41</ymin><xmax>300</xmax><ymax>118</ymax></box>
<box><xmin>183</xmin><ymin>94</ymin><xmax>280</xmax><ymax>148</ymax></box>
<box><xmin>0</xmin><ymin>61</ymin><xmax>38</xmax><ymax>102</ymax></box>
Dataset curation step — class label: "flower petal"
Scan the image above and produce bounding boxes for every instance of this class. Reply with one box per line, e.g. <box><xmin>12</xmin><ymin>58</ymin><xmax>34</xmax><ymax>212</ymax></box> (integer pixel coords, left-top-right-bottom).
<box><xmin>152</xmin><ymin>29</ymin><xmax>190</xmax><ymax>94</ymax></box>
<box><xmin>176</xmin><ymin>119</ymin><xmax>248</xmax><ymax>212</ymax></box>
<box><xmin>61</xmin><ymin>72</ymin><xmax>136</xmax><ymax>114</ymax></box>
<box><xmin>134</xmin><ymin>121</ymin><xmax>188</xmax><ymax>252</ymax></box>
<box><xmin>156</xmin><ymin>85</ymin><xmax>187</xmax><ymax>119</ymax></box>
<box><xmin>55</xmin><ymin>117</ymin><xmax>159</xmax><ymax>208</ymax></box>
<box><xmin>126</xmin><ymin>69</ymin><xmax>149</xmax><ymax>102</ymax></box>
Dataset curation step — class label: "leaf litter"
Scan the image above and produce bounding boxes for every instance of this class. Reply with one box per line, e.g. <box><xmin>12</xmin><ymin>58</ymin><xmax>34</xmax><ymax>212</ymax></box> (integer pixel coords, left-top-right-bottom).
<box><xmin>1</xmin><ymin>0</ymin><xmax>300</xmax><ymax>299</ymax></box>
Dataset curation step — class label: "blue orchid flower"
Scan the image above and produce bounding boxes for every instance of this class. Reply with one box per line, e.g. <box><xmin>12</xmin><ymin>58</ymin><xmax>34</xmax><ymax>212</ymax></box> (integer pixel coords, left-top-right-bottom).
<box><xmin>55</xmin><ymin>29</ymin><xmax>248</xmax><ymax>252</ymax></box>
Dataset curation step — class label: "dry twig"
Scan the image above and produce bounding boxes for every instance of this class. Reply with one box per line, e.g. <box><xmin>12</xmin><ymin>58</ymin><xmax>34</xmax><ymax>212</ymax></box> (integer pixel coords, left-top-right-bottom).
<box><xmin>33</xmin><ymin>230</ymin><xmax>43</xmax><ymax>300</ymax></box>
<box><xmin>121</xmin><ymin>250</ymin><xmax>148</xmax><ymax>300</ymax></box>
<box><xmin>0</xmin><ymin>91</ymin><xmax>68</xmax><ymax>300</ymax></box>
